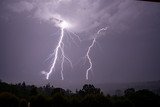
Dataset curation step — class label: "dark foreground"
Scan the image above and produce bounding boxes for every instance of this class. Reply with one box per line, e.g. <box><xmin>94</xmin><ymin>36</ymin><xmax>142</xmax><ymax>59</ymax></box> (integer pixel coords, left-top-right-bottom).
<box><xmin>0</xmin><ymin>81</ymin><xmax>160</xmax><ymax>107</ymax></box>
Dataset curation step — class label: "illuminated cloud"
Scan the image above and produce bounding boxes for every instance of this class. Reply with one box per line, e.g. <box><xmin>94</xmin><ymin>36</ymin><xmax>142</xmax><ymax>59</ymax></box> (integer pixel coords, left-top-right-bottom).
<box><xmin>8</xmin><ymin>0</ymin><xmax>136</xmax><ymax>33</ymax></box>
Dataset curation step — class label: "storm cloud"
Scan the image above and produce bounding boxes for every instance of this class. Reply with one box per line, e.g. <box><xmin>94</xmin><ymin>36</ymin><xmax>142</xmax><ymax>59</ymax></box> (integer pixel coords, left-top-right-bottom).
<box><xmin>7</xmin><ymin>0</ymin><xmax>139</xmax><ymax>34</ymax></box>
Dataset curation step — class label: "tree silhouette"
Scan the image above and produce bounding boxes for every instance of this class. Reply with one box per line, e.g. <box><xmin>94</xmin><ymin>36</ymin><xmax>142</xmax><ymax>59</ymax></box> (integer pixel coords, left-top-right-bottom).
<box><xmin>50</xmin><ymin>93</ymin><xmax>68</xmax><ymax>107</ymax></box>
<box><xmin>30</xmin><ymin>85</ymin><xmax>38</xmax><ymax>96</ymax></box>
<box><xmin>0</xmin><ymin>92</ymin><xmax>19</xmax><ymax>107</ymax></box>
<box><xmin>124</xmin><ymin>88</ymin><xmax>135</xmax><ymax>96</ymax></box>
<box><xmin>30</xmin><ymin>95</ymin><xmax>49</xmax><ymax>107</ymax></box>
<box><xmin>19</xmin><ymin>99</ymin><xmax>28</xmax><ymax>107</ymax></box>
<box><xmin>0</xmin><ymin>81</ymin><xmax>160</xmax><ymax>107</ymax></box>
<box><xmin>77</xmin><ymin>84</ymin><xmax>103</xmax><ymax>96</ymax></box>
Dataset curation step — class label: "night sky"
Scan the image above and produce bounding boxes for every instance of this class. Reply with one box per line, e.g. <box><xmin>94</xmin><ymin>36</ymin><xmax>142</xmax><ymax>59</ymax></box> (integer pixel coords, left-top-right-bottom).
<box><xmin>0</xmin><ymin>0</ymin><xmax>160</xmax><ymax>88</ymax></box>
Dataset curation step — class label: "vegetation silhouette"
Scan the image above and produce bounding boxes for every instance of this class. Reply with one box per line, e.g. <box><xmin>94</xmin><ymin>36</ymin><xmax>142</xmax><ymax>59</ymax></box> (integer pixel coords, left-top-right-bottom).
<box><xmin>0</xmin><ymin>80</ymin><xmax>160</xmax><ymax>107</ymax></box>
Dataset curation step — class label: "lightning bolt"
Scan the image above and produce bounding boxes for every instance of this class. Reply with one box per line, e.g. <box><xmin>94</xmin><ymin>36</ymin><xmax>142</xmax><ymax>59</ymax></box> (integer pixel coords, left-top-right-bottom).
<box><xmin>42</xmin><ymin>17</ymin><xmax>107</xmax><ymax>80</ymax></box>
<box><xmin>42</xmin><ymin>20</ymin><xmax>73</xmax><ymax>80</ymax></box>
<box><xmin>85</xmin><ymin>27</ymin><xmax>108</xmax><ymax>80</ymax></box>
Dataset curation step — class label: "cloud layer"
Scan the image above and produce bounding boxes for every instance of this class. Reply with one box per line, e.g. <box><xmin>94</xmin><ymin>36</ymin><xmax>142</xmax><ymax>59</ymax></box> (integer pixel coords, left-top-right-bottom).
<box><xmin>8</xmin><ymin>0</ymin><xmax>137</xmax><ymax>33</ymax></box>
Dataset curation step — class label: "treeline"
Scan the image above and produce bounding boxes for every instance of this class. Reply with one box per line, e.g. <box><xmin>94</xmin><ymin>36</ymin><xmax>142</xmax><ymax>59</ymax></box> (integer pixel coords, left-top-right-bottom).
<box><xmin>0</xmin><ymin>80</ymin><xmax>160</xmax><ymax>107</ymax></box>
